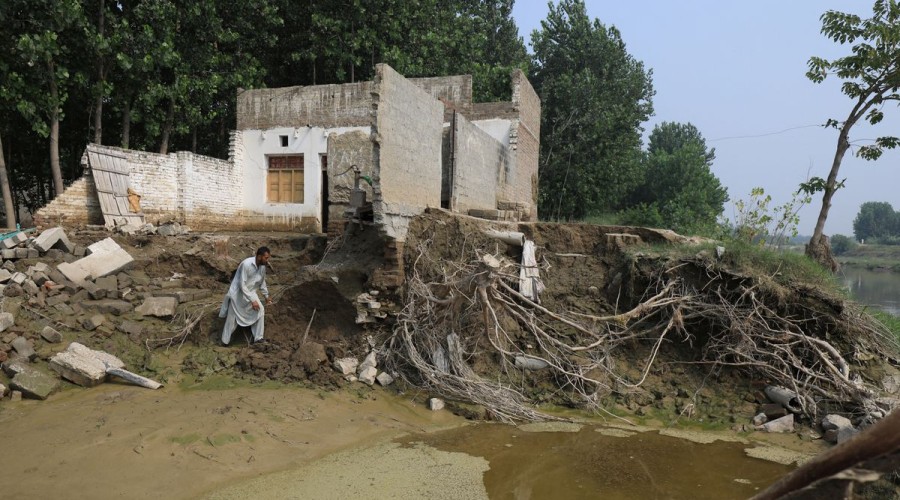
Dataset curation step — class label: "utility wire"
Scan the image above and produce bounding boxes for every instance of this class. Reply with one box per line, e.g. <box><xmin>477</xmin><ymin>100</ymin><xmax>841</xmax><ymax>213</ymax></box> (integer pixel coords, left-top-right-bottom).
<box><xmin>708</xmin><ymin>124</ymin><xmax>825</xmax><ymax>142</ymax></box>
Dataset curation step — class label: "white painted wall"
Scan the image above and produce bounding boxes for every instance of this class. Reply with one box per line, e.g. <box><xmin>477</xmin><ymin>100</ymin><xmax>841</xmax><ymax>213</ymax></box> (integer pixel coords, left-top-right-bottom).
<box><xmin>240</xmin><ymin>126</ymin><xmax>370</xmax><ymax>223</ymax></box>
<box><xmin>472</xmin><ymin>119</ymin><xmax>513</xmax><ymax>147</ymax></box>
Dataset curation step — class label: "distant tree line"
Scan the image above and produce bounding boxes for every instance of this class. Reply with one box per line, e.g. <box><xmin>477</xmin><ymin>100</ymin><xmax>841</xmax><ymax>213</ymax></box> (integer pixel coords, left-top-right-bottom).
<box><xmin>853</xmin><ymin>201</ymin><xmax>900</xmax><ymax>244</ymax></box>
<box><xmin>0</xmin><ymin>0</ymin><xmax>727</xmax><ymax>236</ymax></box>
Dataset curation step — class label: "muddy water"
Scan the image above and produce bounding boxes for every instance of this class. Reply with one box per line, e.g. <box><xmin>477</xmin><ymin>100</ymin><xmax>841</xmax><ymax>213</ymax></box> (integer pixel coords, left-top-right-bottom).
<box><xmin>842</xmin><ymin>267</ymin><xmax>900</xmax><ymax>316</ymax></box>
<box><xmin>409</xmin><ymin>424</ymin><xmax>795</xmax><ymax>499</ymax></box>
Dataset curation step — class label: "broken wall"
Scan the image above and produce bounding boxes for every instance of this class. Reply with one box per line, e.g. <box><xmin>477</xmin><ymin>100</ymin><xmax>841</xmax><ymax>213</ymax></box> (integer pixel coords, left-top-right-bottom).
<box><xmin>34</xmin><ymin>176</ymin><xmax>103</xmax><ymax>227</ymax></box>
<box><xmin>35</xmin><ymin>144</ymin><xmax>244</xmax><ymax>231</ymax></box>
<box><xmin>507</xmin><ymin>70</ymin><xmax>541</xmax><ymax>220</ymax></box>
<box><xmin>372</xmin><ymin>64</ymin><xmax>444</xmax><ymax>241</ymax></box>
<box><xmin>326</xmin><ymin>130</ymin><xmax>376</xmax><ymax>233</ymax></box>
<box><xmin>236</xmin><ymin>82</ymin><xmax>375</xmax><ymax>130</ymax></box>
<box><xmin>450</xmin><ymin>113</ymin><xmax>506</xmax><ymax>213</ymax></box>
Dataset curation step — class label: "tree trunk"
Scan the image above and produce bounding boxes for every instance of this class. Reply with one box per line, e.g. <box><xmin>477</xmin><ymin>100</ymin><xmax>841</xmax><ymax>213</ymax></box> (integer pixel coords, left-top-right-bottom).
<box><xmin>159</xmin><ymin>98</ymin><xmax>175</xmax><ymax>154</ymax></box>
<box><xmin>805</xmin><ymin>128</ymin><xmax>850</xmax><ymax>272</ymax></box>
<box><xmin>93</xmin><ymin>0</ymin><xmax>106</xmax><ymax>144</ymax></box>
<box><xmin>0</xmin><ymin>131</ymin><xmax>17</xmax><ymax>229</ymax></box>
<box><xmin>48</xmin><ymin>62</ymin><xmax>65</xmax><ymax>198</ymax></box>
<box><xmin>121</xmin><ymin>98</ymin><xmax>131</xmax><ymax>149</ymax></box>
<box><xmin>191</xmin><ymin>128</ymin><xmax>197</xmax><ymax>153</ymax></box>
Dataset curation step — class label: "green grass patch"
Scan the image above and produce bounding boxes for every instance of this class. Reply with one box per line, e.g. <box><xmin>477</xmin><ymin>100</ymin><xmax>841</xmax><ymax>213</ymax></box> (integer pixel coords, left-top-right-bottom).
<box><xmin>170</xmin><ymin>433</ymin><xmax>201</xmax><ymax>445</ymax></box>
<box><xmin>872</xmin><ymin>310</ymin><xmax>900</xmax><ymax>342</ymax></box>
<box><xmin>632</xmin><ymin>239</ymin><xmax>842</xmax><ymax>292</ymax></box>
<box><xmin>206</xmin><ymin>434</ymin><xmax>241</xmax><ymax>447</ymax></box>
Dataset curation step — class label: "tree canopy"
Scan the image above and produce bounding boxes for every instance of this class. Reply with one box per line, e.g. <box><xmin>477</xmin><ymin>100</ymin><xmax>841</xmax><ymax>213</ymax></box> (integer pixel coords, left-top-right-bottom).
<box><xmin>621</xmin><ymin>122</ymin><xmax>727</xmax><ymax>235</ymax></box>
<box><xmin>853</xmin><ymin>201</ymin><xmax>899</xmax><ymax>242</ymax></box>
<box><xmin>0</xmin><ymin>0</ymin><xmax>529</xmax><ymax>225</ymax></box>
<box><xmin>804</xmin><ymin>0</ymin><xmax>900</xmax><ymax>268</ymax></box>
<box><xmin>530</xmin><ymin>0</ymin><xmax>654</xmax><ymax>220</ymax></box>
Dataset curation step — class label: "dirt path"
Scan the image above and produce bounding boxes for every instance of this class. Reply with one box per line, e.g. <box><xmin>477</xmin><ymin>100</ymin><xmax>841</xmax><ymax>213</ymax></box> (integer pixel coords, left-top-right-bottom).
<box><xmin>0</xmin><ymin>382</ymin><xmax>464</xmax><ymax>499</ymax></box>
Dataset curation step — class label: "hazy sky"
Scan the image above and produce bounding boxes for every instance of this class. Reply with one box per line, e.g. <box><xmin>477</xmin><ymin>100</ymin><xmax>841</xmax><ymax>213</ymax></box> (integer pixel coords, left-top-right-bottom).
<box><xmin>512</xmin><ymin>0</ymin><xmax>900</xmax><ymax>237</ymax></box>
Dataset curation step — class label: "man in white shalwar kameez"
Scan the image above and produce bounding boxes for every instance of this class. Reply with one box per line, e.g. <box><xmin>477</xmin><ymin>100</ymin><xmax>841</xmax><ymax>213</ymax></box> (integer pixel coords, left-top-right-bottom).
<box><xmin>220</xmin><ymin>246</ymin><xmax>273</xmax><ymax>345</ymax></box>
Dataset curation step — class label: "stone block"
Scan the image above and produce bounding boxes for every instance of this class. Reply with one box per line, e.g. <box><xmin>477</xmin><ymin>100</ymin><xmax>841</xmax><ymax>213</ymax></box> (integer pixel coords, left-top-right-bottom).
<box><xmin>0</xmin><ymin>269</ymin><xmax>12</xmax><ymax>283</ymax></box>
<box><xmin>358</xmin><ymin>351</ymin><xmax>378</xmax><ymax>372</ymax></box>
<box><xmin>73</xmin><ymin>245</ymin><xmax>86</xmax><ymax>257</ymax></box>
<box><xmin>40</xmin><ymin>326</ymin><xmax>63</xmax><ymax>343</ymax></box>
<box><xmin>14</xmin><ymin>232</ymin><xmax>27</xmax><ymax>244</ymax></box>
<box><xmin>751</xmin><ymin>413</ymin><xmax>768</xmax><ymax>426</ymax></box>
<box><xmin>3</xmin><ymin>283</ymin><xmax>23</xmax><ymax>297</ymax></box>
<box><xmin>0</xmin><ymin>312</ymin><xmax>14</xmax><ymax>332</ymax></box>
<box><xmin>376</xmin><ymin>372</ymin><xmax>394</xmax><ymax>386</ymax></box>
<box><xmin>82</xmin><ymin>314</ymin><xmax>105</xmax><ymax>331</ymax></box>
<box><xmin>49</xmin><ymin>350</ymin><xmax>107</xmax><ymax>387</ymax></box>
<box><xmin>11</xmin><ymin>336</ymin><xmax>35</xmax><ymax>360</ymax></box>
<box><xmin>2</xmin><ymin>260</ymin><xmax>14</xmax><ymax>271</ymax></box>
<box><xmin>135</xmin><ymin>296</ymin><xmax>177</xmax><ymax>318</ymax></box>
<box><xmin>760</xmin><ymin>403</ymin><xmax>788</xmax><ymax>420</ymax></box>
<box><xmin>2</xmin><ymin>358</ymin><xmax>32</xmax><ymax>377</ymax></box>
<box><xmin>10</xmin><ymin>272</ymin><xmax>25</xmax><ymax>285</ymax></box>
<box><xmin>22</xmin><ymin>279</ymin><xmax>39</xmax><ymax>297</ymax></box>
<box><xmin>57</xmin><ymin>261</ymin><xmax>91</xmax><ymax>284</ymax></box>
<box><xmin>83</xmin><ymin>281</ymin><xmax>105</xmax><ymax>300</ymax></box>
<box><xmin>760</xmin><ymin>414</ymin><xmax>794</xmax><ymax>433</ymax></box>
<box><xmin>29</xmin><ymin>262</ymin><xmax>50</xmax><ymax>274</ymax></box>
<box><xmin>0</xmin><ymin>249</ymin><xmax>14</xmax><ymax>259</ymax></box>
<box><xmin>160</xmin><ymin>279</ymin><xmax>183</xmax><ymax>289</ymax></box>
<box><xmin>46</xmin><ymin>293</ymin><xmax>70</xmax><ymax>307</ymax></box>
<box><xmin>11</xmin><ymin>369</ymin><xmax>59</xmax><ymax>400</ymax></box>
<box><xmin>14</xmin><ymin>248</ymin><xmax>28</xmax><ymax>259</ymax></box>
<box><xmin>358</xmin><ymin>366</ymin><xmax>377</xmax><ymax>385</ymax></box>
<box><xmin>1</xmin><ymin>238</ymin><xmax>17</xmax><ymax>250</ymax></box>
<box><xmin>117</xmin><ymin>320</ymin><xmax>143</xmax><ymax>338</ymax></box>
<box><xmin>26</xmin><ymin>248</ymin><xmax>39</xmax><ymax>259</ymax></box>
<box><xmin>821</xmin><ymin>414</ymin><xmax>853</xmax><ymax>431</ymax></box>
<box><xmin>95</xmin><ymin>275</ymin><xmax>118</xmax><ymax>293</ymax></box>
<box><xmin>429</xmin><ymin>398</ymin><xmax>445</xmax><ymax>411</ymax></box>
<box><xmin>333</xmin><ymin>357</ymin><xmax>359</xmax><ymax>375</ymax></box>
<box><xmin>48</xmin><ymin>267</ymin><xmax>68</xmax><ymax>285</ymax></box>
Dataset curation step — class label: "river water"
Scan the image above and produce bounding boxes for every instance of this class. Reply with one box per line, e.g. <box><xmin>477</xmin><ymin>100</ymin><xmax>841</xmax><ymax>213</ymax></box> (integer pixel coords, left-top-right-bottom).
<box><xmin>841</xmin><ymin>267</ymin><xmax>900</xmax><ymax>316</ymax></box>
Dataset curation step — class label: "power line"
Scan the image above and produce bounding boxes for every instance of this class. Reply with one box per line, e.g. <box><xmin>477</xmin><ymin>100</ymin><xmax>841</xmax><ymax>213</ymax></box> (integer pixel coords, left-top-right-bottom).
<box><xmin>708</xmin><ymin>124</ymin><xmax>825</xmax><ymax>142</ymax></box>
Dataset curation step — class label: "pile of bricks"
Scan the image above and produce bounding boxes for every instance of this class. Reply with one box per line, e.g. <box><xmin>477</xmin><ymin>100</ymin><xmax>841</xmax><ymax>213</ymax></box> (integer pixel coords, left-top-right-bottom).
<box><xmin>0</xmin><ymin>226</ymin><xmax>210</xmax><ymax>402</ymax></box>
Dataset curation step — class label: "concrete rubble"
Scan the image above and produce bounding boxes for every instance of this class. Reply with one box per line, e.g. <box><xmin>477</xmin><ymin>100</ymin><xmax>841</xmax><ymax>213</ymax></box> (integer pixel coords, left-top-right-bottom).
<box><xmin>429</xmin><ymin>398</ymin><xmax>445</xmax><ymax>411</ymax></box>
<box><xmin>0</xmin><ymin>226</ymin><xmax>192</xmax><ymax>404</ymax></box>
<box><xmin>758</xmin><ymin>414</ymin><xmax>794</xmax><ymax>433</ymax></box>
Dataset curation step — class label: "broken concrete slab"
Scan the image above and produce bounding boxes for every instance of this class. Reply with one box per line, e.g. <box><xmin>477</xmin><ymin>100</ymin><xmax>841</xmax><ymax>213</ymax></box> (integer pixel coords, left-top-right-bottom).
<box><xmin>0</xmin><ymin>269</ymin><xmax>12</xmax><ymax>283</ymax></box>
<box><xmin>32</xmin><ymin>227</ymin><xmax>67</xmax><ymax>253</ymax></box>
<box><xmin>58</xmin><ymin>238</ymin><xmax>134</xmax><ymax>285</ymax></box>
<box><xmin>358</xmin><ymin>351</ymin><xmax>377</xmax><ymax>373</ymax></box>
<box><xmin>22</xmin><ymin>279</ymin><xmax>39</xmax><ymax>297</ymax></box>
<box><xmin>41</xmin><ymin>326</ymin><xmax>62</xmax><ymax>343</ymax></box>
<box><xmin>11</xmin><ymin>369</ymin><xmax>59</xmax><ymax>400</ymax></box>
<box><xmin>0</xmin><ymin>312</ymin><xmax>14</xmax><ymax>332</ymax></box>
<box><xmin>0</xmin><ymin>249</ymin><xmax>14</xmax><ymax>259</ymax></box>
<box><xmin>333</xmin><ymin>357</ymin><xmax>359</xmax><ymax>376</ymax></box>
<box><xmin>117</xmin><ymin>320</ymin><xmax>143</xmax><ymax>338</ymax></box>
<box><xmin>10</xmin><ymin>272</ymin><xmax>25</xmax><ymax>285</ymax></box>
<box><xmin>82</xmin><ymin>314</ymin><xmax>105</xmax><ymax>331</ymax></box>
<box><xmin>11</xmin><ymin>336</ymin><xmax>35</xmax><ymax>360</ymax></box>
<box><xmin>46</xmin><ymin>293</ymin><xmax>70</xmax><ymax>307</ymax></box>
<box><xmin>1</xmin><ymin>358</ymin><xmax>32</xmax><ymax>377</ymax></box>
<box><xmin>358</xmin><ymin>366</ymin><xmax>377</xmax><ymax>385</ymax></box>
<box><xmin>135</xmin><ymin>296</ymin><xmax>177</xmax><ymax>318</ymax></box>
<box><xmin>67</xmin><ymin>342</ymin><xmax>125</xmax><ymax>369</ymax></box>
<box><xmin>49</xmin><ymin>350</ymin><xmax>108</xmax><ymax>387</ymax></box>
<box><xmin>429</xmin><ymin>398</ymin><xmax>445</xmax><ymax>411</ymax></box>
<box><xmin>14</xmin><ymin>248</ymin><xmax>28</xmax><ymax>259</ymax></box>
<box><xmin>759</xmin><ymin>414</ymin><xmax>794</xmax><ymax>433</ymax></box>
<box><xmin>2</xmin><ymin>283</ymin><xmax>22</xmax><ymax>297</ymax></box>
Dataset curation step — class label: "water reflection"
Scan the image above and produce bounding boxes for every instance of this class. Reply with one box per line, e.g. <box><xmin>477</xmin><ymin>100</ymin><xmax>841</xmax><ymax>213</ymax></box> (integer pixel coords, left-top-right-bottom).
<box><xmin>841</xmin><ymin>267</ymin><xmax>900</xmax><ymax>316</ymax></box>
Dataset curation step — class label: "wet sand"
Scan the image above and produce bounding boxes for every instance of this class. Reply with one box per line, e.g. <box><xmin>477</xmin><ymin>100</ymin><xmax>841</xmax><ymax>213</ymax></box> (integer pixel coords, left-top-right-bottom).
<box><xmin>0</xmin><ymin>381</ymin><xmax>463</xmax><ymax>499</ymax></box>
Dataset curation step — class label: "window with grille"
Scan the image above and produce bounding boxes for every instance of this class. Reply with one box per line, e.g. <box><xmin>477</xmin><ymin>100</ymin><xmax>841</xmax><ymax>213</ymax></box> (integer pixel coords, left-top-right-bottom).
<box><xmin>267</xmin><ymin>155</ymin><xmax>304</xmax><ymax>203</ymax></box>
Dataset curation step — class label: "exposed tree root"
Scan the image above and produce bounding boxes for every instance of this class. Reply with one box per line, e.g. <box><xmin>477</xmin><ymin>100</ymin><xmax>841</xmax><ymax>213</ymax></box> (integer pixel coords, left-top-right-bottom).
<box><xmin>388</xmin><ymin>237</ymin><xmax>899</xmax><ymax>423</ymax></box>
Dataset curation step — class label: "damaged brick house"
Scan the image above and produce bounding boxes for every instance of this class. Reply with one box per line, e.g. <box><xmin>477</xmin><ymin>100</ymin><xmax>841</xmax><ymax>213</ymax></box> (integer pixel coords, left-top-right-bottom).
<box><xmin>35</xmin><ymin>64</ymin><xmax>540</xmax><ymax>243</ymax></box>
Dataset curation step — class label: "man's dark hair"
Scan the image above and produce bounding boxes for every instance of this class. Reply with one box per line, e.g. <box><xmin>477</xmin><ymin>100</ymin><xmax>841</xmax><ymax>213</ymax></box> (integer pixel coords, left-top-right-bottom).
<box><xmin>256</xmin><ymin>246</ymin><xmax>271</xmax><ymax>256</ymax></box>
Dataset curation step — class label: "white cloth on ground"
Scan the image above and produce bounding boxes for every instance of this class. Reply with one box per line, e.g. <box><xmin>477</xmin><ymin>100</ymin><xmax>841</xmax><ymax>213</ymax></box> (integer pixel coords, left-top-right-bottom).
<box><xmin>220</xmin><ymin>256</ymin><xmax>269</xmax><ymax>344</ymax></box>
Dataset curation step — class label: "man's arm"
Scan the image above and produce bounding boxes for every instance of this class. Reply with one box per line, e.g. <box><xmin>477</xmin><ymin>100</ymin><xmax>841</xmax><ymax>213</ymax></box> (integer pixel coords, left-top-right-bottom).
<box><xmin>260</xmin><ymin>270</ymin><xmax>272</xmax><ymax>305</ymax></box>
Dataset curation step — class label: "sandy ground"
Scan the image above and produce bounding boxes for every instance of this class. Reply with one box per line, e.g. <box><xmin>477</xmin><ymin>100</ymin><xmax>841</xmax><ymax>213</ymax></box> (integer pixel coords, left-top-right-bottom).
<box><xmin>0</xmin><ymin>381</ymin><xmax>463</xmax><ymax>499</ymax></box>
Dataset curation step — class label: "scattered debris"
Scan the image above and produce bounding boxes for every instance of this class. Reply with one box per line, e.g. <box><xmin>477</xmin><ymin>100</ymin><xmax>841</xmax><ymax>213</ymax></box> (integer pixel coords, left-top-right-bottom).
<box><xmin>429</xmin><ymin>398</ymin><xmax>445</xmax><ymax>411</ymax></box>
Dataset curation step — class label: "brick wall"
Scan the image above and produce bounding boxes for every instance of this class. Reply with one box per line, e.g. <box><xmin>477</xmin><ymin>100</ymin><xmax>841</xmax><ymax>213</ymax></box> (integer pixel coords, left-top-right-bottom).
<box><xmin>236</xmin><ymin>82</ymin><xmax>376</xmax><ymax>130</ymax></box>
<box><xmin>33</xmin><ymin>175</ymin><xmax>103</xmax><ymax>227</ymax></box>
<box><xmin>451</xmin><ymin>113</ymin><xmax>505</xmax><ymax>213</ymax></box>
<box><xmin>508</xmin><ymin>69</ymin><xmax>541</xmax><ymax>220</ymax></box>
<box><xmin>372</xmin><ymin>64</ymin><xmax>444</xmax><ymax>241</ymax></box>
